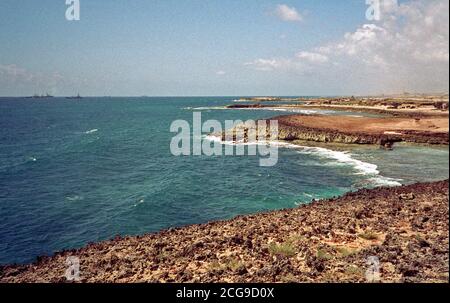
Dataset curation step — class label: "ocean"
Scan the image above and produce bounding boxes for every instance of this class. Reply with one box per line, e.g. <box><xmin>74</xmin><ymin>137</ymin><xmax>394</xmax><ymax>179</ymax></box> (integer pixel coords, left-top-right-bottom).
<box><xmin>0</xmin><ymin>97</ymin><xmax>448</xmax><ymax>264</ymax></box>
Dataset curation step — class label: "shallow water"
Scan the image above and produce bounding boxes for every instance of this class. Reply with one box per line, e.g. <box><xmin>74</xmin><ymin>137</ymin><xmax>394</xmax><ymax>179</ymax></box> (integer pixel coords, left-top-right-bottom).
<box><xmin>0</xmin><ymin>97</ymin><xmax>448</xmax><ymax>264</ymax></box>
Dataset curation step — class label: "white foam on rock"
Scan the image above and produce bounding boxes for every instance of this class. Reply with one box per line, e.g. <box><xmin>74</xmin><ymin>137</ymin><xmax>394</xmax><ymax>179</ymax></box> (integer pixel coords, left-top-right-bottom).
<box><xmin>204</xmin><ymin>135</ymin><xmax>402</xmax><ymax>187</ymax></box>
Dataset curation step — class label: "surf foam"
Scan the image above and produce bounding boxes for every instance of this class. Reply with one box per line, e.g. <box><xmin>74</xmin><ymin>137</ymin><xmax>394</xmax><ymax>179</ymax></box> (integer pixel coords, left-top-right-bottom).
<box><xmin>204</xmin><ymin>135</ymin><xmax>402</xmax><ymax>187</ymax></box>
<box><xmin>85</xmin><ymin>129</ymin><xmax>98</xmax><ymax>134</ymax></box>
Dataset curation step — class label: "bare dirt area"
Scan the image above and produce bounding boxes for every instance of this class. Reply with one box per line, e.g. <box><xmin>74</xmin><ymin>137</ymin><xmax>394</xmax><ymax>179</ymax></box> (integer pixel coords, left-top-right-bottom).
<box><xmin>277</xmin><ymin>115</ymin><xmax>449</xmax><ymax>134</ymax></box>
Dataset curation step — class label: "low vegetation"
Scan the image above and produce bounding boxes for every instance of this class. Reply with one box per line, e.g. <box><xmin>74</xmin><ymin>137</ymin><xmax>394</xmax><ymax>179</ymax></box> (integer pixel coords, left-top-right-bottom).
<box><xmin>268</xmin><ymin>241</ymin><xmax>297</xmax><ymax>258</ymax></box>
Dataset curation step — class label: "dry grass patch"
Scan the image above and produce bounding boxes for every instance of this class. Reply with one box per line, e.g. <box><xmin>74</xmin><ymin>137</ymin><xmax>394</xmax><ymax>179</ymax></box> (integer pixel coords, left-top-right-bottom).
<box><xmin>316</xmin><ymin>248</ymin><xmax>333</xmax><ymax>260</ymax></box>
<box><xmin>358</xmin><ymin>231</ymin><xmax>379</xmax><ymax>241</ymax></box>
<box><xmin>268</xmin><ymin>241</ymin><xmax>297</xmax><ymax>258</ymax></box>
<box><xmin>335</xmin><ymin>246</ymin><xmax>358</xmax><ymax>258</ymax></box>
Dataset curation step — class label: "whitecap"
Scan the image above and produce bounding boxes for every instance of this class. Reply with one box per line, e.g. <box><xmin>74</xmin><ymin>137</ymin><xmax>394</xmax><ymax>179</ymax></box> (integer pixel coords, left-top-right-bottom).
<box><xmin>66</xmin><ymin>195</ymin><xmax>84</xmax><ymax>202</ymax></box>
<box><xmin>85</xmin><ymin>129</ymin><xmax>98</xmax><ymax>134</ymax></box>
<box><xmin>133</xmin><ymin>198</ymin><xmax>145</xmax><ymax>207</ymax></box>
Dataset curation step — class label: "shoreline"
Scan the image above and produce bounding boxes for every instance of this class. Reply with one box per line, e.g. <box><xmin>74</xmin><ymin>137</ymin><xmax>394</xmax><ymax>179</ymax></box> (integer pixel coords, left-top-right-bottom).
<box><xmin>1</xmin><ymin>180</ymin><xmax>448</xmax><ymax>283</ymax></box>
<box><xmin>1</xmin><ymin>99</ymin><xmax>448</xmax><ymax>283</ymax></box>
<box><xmin>228</xmin><ymin>101</ymin><xmax>450</xmax><ymax>119</ymax></box>
<box><xmin>205</xmin><ymin>134</ymin><xmax>404</xmax><ymax>187</ymax></box>
<box><xmin>219</xmin><ymin>112</ymin><xmax>449</xmax><ymax>148</ymax></box>
<box><xmin>274</xmin><ymin>114</ymin><xmax>449</xmax><ymax>147</ymax></box>
<box><xmin>224</xmin><ymin>95</ymin><xmax>449</xmax><ymax>149</ymax></box>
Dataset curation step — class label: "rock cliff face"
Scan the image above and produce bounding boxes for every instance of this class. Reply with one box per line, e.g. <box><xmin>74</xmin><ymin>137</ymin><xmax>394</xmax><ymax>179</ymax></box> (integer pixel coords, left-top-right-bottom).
<box><xmin>276</xmin><ymin>123</ymin><xmax>448</xmax><ymax>147</ymax></box>
<box><xmin>1</xmin><ymin>181</ymin><xmax>448</xmax><ymax>283</ymax></box>
<box><xmin>220</xmin><ymin>115</ymin><xmax>449</xmax><ymax>148</ymax></box>
<box><xmin>276</xmin><ymin>123</ymin><xmax>400</xmax><ymax>147</ymax></box>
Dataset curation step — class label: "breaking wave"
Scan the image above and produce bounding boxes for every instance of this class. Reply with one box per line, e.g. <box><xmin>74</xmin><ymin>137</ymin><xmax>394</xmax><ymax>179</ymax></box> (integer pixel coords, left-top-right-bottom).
<box><xmin>204</xmin><ymin>135</ymin><xmax>402</xmax><ymax>187</ymax></box>
<box><xmin>85</xmin><ymin>129</ymin><xmax>98</xmax><ymax>134</ymax></box>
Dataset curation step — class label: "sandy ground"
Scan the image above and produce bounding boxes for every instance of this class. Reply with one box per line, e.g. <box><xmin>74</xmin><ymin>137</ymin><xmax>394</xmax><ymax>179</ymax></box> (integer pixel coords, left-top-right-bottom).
<box><xmin>277</xmin><ymin>115</ymin><xmax>449</xmax><ymax>134</ymax></box>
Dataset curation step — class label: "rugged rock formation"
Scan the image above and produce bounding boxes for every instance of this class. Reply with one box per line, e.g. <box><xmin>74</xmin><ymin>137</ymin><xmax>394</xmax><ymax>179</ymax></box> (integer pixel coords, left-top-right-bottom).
<box><xmin>276</xmin><ymin>122</ymin><xmax>402</xmax><ymax>147</ymax></box>
<box><xmin>1</xmin><ymin>181</ymin><xmax>448</xmax><ymax>283</ymax></box>
<box><xmin>220</xmin><ymin>114</ymin><xmax>449</xmax><ymax>147</ymax></box>
<box><xmin>276</xmin><ymin>119</ymin><xmax>449</xmax><ymax>146</ymax></box>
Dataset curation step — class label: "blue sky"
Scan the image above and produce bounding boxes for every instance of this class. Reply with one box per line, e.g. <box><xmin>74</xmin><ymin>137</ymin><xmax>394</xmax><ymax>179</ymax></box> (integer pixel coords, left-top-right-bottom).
<box><xmin>0</xmin><ymin>0</ymin><xmax>448</xmax><ymax>96</ymax></box>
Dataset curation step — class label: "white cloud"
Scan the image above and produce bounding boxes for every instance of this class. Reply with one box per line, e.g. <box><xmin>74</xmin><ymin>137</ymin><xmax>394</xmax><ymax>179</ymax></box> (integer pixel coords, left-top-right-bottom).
<box><xmin>216</xmin><ymin>70</ymin><xmax>226</xmax><ymax>75</ymax></box>
<box><xmin>245</xmin><ymin>59</ymin><xmax>284</xmax><ymax>71</ymax></box>
<box><xmin>0</xmin><ymin>64</ymin><xmax>34</xmax><ymax>82</ymax></box>
<box><xmin>296</xmin><ymin>51</ymin><xmax>329</xmax><ymax>63</ymax></box>
<box><xmin>0</xmin><ymin>64</ymin><xmax>64</xmax><ymax>95</ymax></box>
<box><xmin>248</xmin><ymin>0</ymin><xmax>449</xmax><ymax>94</ymax></box>
<box><xmin>274</xmin><ymin>4</ymin><xmax>302</xmax><ymax>22</ymax></box>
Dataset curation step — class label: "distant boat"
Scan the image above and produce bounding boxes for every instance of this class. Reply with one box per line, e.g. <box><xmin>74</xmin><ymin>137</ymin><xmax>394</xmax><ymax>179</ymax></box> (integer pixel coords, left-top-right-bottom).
<box><xmin>27</xmin><ymin>93</ymin><xmax>54</xmax><ymax>99</ymax></box>
<box><xmin>66</xmin><ymin>93</ymin><xmax>82</xmax><ymax>100</ymax></box>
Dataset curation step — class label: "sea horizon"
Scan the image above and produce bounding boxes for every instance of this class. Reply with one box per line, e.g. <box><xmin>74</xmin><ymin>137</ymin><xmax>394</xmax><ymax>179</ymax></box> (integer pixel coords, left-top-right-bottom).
<box><xmin>1</xmin><ymin>0</ymin><xmax>448</xmax><ymax>286</ymax></box>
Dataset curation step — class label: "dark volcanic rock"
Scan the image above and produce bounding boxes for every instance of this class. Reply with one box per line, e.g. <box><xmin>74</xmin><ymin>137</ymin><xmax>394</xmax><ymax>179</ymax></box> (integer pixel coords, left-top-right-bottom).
<box><xmin>0</xmin><ymin>181</ymin><xmax>448</xmax><ymax>283</ymax></box>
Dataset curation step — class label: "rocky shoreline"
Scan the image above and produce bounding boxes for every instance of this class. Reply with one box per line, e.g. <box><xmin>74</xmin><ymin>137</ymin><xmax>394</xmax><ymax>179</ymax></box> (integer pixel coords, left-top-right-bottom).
<box><xmin>275</xmin><ymin>115</ymin><xmax>449</xmax><ymax>147</ymax></box>
<box><xmin>1</xmin><ymin>180</ymin><xmax>448</xmax><ymax>283</ymax></box>
<box><xmin>220</xmin><ymin>114</ymin><xmax>449</xmax><ymax>148</ymax></box>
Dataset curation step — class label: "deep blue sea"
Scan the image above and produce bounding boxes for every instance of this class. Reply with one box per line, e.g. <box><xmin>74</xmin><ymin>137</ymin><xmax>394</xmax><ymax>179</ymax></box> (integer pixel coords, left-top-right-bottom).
<box><xmin>0</xmin><ymin>97</ymin><xmax>448</xmax><ymax>264</ymax></box>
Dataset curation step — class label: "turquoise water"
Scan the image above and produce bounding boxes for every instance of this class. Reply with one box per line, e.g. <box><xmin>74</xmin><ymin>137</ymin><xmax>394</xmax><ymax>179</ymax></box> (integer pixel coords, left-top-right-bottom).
<box><xmin>0</xmin><ymin>97</ymin><xmax>448</xmax><ymax>264</ymax></box>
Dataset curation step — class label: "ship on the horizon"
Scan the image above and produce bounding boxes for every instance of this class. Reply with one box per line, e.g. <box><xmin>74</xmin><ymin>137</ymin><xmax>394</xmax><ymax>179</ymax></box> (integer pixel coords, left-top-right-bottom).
<box><xmin>26</xmin><ymin>93</ymin><xmax>54</xmax><ymax>99</ymax></box>
<box><xmin>66</xmin><ymin>93</ymin><xmax>83</xmax><ymax>100</ymax></box>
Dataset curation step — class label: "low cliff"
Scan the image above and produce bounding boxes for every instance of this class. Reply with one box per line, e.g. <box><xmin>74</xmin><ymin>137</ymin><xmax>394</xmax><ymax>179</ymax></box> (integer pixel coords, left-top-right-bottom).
<box><xmin>276</xmin><ymin>122</ymin><xmax>449</xmax><ymax>147</ymax></box>
<box><xmin>220</xmin><ymin>114</ymin><xmax>448</xmax><ymax>148</ymax></box>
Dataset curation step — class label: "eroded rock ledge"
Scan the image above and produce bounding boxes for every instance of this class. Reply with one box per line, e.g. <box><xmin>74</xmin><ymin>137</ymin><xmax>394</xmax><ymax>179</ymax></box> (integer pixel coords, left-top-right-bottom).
<box><xmin>1</xmin><ymin>181</ymin><xmax>448</xmax><ymax>283</ymax></box>
<box><xmin>275</xmin><ymin>115</ymin><xmax>449</xmax><ymax>147</ymax></box>
<box><xmin>221</xmin><ymin>114</ymin><xmax>449</xmax><ymax>148</ymax></box>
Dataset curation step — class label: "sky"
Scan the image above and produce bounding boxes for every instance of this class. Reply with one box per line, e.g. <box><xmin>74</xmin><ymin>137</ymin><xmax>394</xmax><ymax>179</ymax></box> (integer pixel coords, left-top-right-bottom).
<box><xmin>0</xmin><ymin>0</ymin><xmax>448</xmax><ymax>96</ymax></box>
